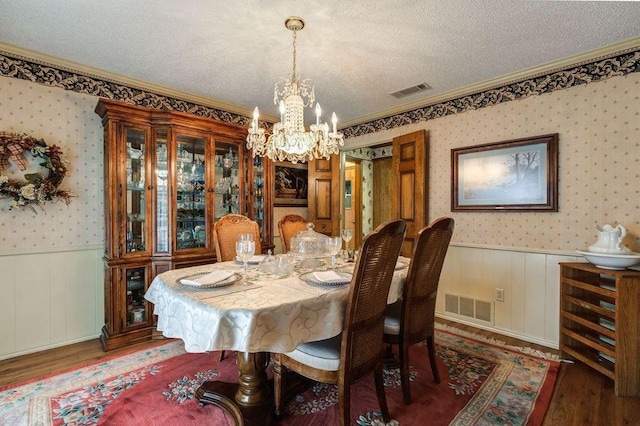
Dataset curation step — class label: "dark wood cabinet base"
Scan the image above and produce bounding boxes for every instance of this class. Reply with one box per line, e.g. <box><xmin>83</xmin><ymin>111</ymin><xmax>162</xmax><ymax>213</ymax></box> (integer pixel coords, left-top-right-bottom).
<box><xmin>99</xmin><ymin>325</ymin><xmax>153</xmax><ymax>351</ymax></box>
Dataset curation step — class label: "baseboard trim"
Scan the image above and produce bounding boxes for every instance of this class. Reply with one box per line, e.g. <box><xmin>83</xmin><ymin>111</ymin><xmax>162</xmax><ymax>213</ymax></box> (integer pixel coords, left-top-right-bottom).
<box><xmin>436</xmin><ymin>313</ymin><xmax>558</xmax><ymax>350</ymax></box>
<box><xmin>0</xmin><ymin>334</ymin><xmax>101</xmax><ymax>362</ymax></box>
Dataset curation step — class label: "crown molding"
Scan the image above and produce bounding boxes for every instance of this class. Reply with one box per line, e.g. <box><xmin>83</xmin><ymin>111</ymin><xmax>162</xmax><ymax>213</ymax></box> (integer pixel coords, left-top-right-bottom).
<box><xmin>0</xmin><ymin>41</ymin><xmax>280</xmax><ymax>123</ymax></box>
<box><xmin>339</xmin><ymin>36</ymin><xmax>640</xmax><ymax>129</ymax></box>
<box><xmin>2</xmin><ymin>36</ymin><xmax>638</xmax><ymax>130</ymax></box>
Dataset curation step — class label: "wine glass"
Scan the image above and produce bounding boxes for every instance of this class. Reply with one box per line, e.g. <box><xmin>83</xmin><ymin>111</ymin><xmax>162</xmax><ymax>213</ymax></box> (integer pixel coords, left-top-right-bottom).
<box><xmin>236</xmin><ymin>239</ymin><xmax>256</xmax><ymax>284</ymax></box>
<box><xmin>341</xmin><ymin>229</ymin><xmax>353</xmax><ymax>258</ymax></box>
<box><xmin>325</xmin><ymin>236</ymin><xmax>342</xmax><ymax>269</ymax></box>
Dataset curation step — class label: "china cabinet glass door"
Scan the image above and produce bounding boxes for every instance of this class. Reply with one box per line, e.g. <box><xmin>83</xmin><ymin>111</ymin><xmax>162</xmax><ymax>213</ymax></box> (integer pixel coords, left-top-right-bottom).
<box><xmin>124</xmin><ymin>266</ymin><xmax>148</xmax><ymax>328</ymax></box>
<box><xmin>155</xmin><ymin>130</ymin><xmax>169</xmax><ymax>253</ymax></box>
<box><xmin>250</xmin><ymin>156</ymin><xmax>266</xmax><ymax>238</ymax></box>
<box><xmin>214</xmin><ymin>142</ymin><xmax>241</xmax><ymax>221</ymax></box>
<box><xmin>125</xmin><ymin>128</ymin><xmax>148</xmax><ymax>254</ymax></box>
<box><xmin>176</xmin><ymin>134</ymin><xmax>207</xmax><ymax>250</ymax></box>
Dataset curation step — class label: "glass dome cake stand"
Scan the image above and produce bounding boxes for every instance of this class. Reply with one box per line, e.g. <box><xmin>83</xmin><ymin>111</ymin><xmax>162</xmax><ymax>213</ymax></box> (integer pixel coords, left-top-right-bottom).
<box><xmin>288</xmin><ymin>223</ymin><xmax>331</xmax><ymax>269</ymax></box>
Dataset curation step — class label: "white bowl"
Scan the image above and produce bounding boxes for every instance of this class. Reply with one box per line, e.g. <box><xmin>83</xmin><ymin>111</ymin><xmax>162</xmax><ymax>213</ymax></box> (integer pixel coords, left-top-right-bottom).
<box><xmin>576</xmin><ymin>250</ymin><xmax>640</xmax><ymax>270</ymax></box>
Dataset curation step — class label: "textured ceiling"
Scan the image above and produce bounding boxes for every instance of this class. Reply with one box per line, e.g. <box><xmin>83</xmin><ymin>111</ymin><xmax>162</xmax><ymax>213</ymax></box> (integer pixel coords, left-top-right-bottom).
<box><xmin>1</xmin><ymin>1</ymin><xmax>639</xmax><ymax>127</ymax></box>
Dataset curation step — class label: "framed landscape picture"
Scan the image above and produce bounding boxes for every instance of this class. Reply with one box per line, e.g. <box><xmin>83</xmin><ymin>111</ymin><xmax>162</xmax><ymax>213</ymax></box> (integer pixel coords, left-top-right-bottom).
<box><xmin>274</xmin><ymin>162</ymin><xmax>308</xmax><ymax>206</ymax></box>
<box><xmin>451</xmin><ymin>134</ymin><xmax>558</xmax><ymax>212</ymax></box>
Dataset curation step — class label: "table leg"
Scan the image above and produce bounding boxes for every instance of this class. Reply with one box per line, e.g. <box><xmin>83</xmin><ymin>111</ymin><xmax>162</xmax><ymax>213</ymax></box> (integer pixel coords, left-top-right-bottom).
<box><xmin>196</xmin><ymin>351</ymin><xmax>273</xmax><ymax>426</ymax></box>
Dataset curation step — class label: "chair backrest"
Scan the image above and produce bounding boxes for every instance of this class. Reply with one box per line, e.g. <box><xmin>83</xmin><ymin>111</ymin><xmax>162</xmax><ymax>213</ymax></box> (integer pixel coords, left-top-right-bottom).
<box><xmin>401</xmin><ymin>217</ymin><xmax>454</xmax><ymax>344</ymax></box>
<box><xmin>340</xmin><ymin>219</ymin><xmax>406</xmax><ymax>381</ymax></box>
<box><xmin>213</xmin><ymin>214</ymin><xmax>261</xmax><ymax>261</ymax></box>
<box><xmin>278</xmin><ymin>214</ymin><xmax>310</xmax><ymax>253</ymax></box>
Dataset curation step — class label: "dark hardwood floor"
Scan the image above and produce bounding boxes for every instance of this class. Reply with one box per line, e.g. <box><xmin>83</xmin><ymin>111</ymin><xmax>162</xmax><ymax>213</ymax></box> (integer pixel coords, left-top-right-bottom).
<box><xmin>1</xmin><ymin>320</ymin><xmax>639</xmax><ymax>425</ymax></box>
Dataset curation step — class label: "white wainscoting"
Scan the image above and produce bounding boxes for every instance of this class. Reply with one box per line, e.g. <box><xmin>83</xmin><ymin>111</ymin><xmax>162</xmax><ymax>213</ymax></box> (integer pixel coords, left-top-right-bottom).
<box><xmin>436</xmin><ymin>244</ymin><xmax>583</xmax><ymax>349</ymax></box>
<box><xmin>0</xmin><ymin>243</ymin><xmax>581</xmax><ymax>359</ymax></box>
<box><xmin>0</xmin><ymin>246</ymin><xmax>104</xmax><ymax>361</ymax></box>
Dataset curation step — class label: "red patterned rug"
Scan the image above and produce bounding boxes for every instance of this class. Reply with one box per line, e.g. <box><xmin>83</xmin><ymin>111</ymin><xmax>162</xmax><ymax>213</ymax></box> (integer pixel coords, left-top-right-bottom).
<box><xmin>0</xmin><ymin>325</ymin><xmax>559</xmax><ymax>425</ymax></box>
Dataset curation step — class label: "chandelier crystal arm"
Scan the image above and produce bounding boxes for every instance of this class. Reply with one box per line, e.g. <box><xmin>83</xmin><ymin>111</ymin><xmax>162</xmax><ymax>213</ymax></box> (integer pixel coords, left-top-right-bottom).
<box><xmin>246</xmin><ymin>16</ymin><xmax>344</xmax><ymax>164</ymax></box>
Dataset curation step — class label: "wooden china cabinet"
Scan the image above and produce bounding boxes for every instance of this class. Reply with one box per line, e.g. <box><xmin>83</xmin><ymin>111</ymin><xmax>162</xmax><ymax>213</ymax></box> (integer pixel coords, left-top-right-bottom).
<box><xmin>95</xmin><ymin>99</ymin><xmax>273</xmax><ymax>350</ymax></box>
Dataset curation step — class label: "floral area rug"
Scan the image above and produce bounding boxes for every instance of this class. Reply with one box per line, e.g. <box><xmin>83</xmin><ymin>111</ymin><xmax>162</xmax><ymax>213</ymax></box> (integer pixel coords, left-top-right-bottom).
<box><xmin>0</xmin><ymin>325</ymin><xmax>559</xmax><ymax>425</ymax></box>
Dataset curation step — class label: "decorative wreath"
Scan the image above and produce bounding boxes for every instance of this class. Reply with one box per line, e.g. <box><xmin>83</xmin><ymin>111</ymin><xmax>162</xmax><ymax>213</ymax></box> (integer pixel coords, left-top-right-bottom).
<box><xmin>0</xmin><ymin>131</ymin><xmax>72</xmax><ymax>212</ymax></box>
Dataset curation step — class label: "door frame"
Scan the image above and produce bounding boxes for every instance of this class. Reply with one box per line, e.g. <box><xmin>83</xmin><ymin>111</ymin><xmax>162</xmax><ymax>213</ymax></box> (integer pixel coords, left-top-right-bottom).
<box><xmin>340</xmin><ymin>154</ymin><xmax>363</xmax><ymax>249</ymax></box>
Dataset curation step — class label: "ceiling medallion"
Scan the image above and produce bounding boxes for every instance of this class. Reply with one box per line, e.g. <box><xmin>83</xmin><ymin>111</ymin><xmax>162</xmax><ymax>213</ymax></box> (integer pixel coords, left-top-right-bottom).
<box><xmin>246</xmin><ymin>16</ymin><xmax>344</xmax><ymax>164</ymax></box>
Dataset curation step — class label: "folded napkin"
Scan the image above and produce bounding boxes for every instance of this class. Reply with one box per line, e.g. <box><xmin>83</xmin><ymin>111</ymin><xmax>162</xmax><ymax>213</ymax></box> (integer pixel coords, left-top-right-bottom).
<box><xmin>181</xmin><ymin>270</ymin><xmax>234</xmax><ymax>286</ymax></box>
<box><xmin>313</xmin><ymin>270</ymin><xmax>346</xmax><ymax>283</ymax></box>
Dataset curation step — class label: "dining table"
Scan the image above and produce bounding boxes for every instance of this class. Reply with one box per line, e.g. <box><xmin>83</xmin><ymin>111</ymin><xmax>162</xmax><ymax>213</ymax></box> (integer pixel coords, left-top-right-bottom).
<box><xmin>144</xmin><ymin>254</ymin><xmax>409</xmax><ymax>425</ymax></box>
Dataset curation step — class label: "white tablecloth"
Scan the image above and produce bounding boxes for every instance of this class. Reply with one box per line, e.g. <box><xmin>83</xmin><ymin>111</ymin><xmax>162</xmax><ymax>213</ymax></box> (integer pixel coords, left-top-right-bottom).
<box><xmin>145</xmin><ymin>257</ymin><xmax>408</xmax><ymax>354</ymax></box>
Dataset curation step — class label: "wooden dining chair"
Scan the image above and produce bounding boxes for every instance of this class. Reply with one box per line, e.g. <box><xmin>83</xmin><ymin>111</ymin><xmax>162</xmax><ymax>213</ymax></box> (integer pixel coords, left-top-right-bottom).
<box><xmin>212</xmin><ymin>214</ymin><xmax>261</xmax><ymax>261</ymax></box>
<box><xmin>212</xmin><ymin>214</ymin><xmax>261</xmax><ymax>361</ymax></box>
<box><xmin>273</xmin><ymin>219</ymin><xmax>407</xmax><ymax>426</ymax></box>
<box><xmin>277</xmin><ymin>214</ymin><xmax>309</xmax><ymax>253</ymax></box>
<box><xmin>383</xmin><ymin>217</ymin><xmax>454</xmax><ymax>405</ymax></box>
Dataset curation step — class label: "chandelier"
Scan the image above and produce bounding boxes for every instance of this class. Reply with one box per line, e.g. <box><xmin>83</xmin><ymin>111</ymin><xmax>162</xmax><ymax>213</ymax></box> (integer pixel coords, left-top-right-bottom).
<box><xmin>246</xmin><ymin>16</ymin><xmax>344</xmax><ymax>164</ymax></box>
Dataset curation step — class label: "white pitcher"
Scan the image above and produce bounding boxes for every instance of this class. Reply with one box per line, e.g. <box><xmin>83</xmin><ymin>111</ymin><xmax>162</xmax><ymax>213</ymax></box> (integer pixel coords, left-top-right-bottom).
<box><xmin>588</xmin><ymin>223</ymin><xmax>630</xmax><ymax>254</ymax></box>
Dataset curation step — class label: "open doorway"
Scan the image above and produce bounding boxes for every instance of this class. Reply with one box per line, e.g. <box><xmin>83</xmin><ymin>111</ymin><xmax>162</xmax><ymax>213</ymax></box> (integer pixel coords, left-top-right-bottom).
<box><xmin>343</xmin><ymin>157</ymin><xmax>362</xmax><ymax>250</ymax></box>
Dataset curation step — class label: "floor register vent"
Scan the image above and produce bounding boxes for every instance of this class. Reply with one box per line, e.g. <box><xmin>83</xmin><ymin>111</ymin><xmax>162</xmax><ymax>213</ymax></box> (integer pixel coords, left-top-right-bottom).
<box><xmin>444</xmin><ymin>293</ymin><xmax>494</xmax><ymax>325</ymax></box>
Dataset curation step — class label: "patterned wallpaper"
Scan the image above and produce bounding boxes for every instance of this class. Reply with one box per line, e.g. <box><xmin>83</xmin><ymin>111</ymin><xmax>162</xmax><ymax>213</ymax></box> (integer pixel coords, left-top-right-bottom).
<box><xmin>1</xmin><ymin>45</ymin><xmax>639</xmax><ymax>253</ymax></box>
<box><xmin>1</xmin><ymin>47</ymin><xmax>637</xmax><ymax>139</ymax></box>
<box><xmin>0</xmin><ymin>77</ymin><xmax>103</xmax><ymax>251</ymax></box>
<box><xmin>342</xmin><ymin>50</ymin><xmax>640</xmax><ymax>138</ymax></box>
<box><xmin>346</xmin><ymin>72</ymin><xmax>640</xmax><ymax>253</ymax></box>
<box><xmin>0</xmin><ymin>52</ymin><xmax>251</xmax><ymax>128</ymax></box>
<box><xmin>360</xmin><ymin>159</ymin><xmax>373</xmax><ymax>237</ymax></box>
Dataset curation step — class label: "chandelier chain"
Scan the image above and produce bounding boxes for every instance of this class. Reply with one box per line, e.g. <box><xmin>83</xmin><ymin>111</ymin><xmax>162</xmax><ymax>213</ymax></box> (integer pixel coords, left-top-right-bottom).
<box><xmin>291</xmin><ymin>29</ymin><xmax>297</xmax><ymax>82</ymax></box>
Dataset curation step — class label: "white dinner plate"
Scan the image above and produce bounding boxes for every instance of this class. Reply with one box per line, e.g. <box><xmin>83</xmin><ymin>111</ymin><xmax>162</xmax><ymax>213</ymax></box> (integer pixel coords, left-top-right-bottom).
<box><xmin>177</xmin><ymin>272</ymin><xmax>241</xmax><ymax>288</ymax></box>
<box><xmin>235</xmin><ymin>255</ymin><xmax>266</xmax><ymax>265</ymax></box>
<box><xmin>299</xmin><ymin>271</ymin><xmax>352</xmax><ymax>287</ymax></box>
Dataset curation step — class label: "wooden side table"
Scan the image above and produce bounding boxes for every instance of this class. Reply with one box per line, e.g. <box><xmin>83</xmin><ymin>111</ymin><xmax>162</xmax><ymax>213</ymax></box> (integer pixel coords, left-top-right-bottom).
<box><xmin>559</xmin><ymin>262</ymin><xmax>640</xmax><ymax>396</ymax></box>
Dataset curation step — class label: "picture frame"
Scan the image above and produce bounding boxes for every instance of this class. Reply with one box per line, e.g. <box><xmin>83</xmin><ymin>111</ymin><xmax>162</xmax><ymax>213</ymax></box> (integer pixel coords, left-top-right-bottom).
<box><xmin>274</xmin><ymin>162</ymin><xmax>308</xmax><ymax>206</ymax></box>
<box><xmin>451</xmin><ymin>134</ymin><xmax>558</xmax><ymax>212</ymax></box>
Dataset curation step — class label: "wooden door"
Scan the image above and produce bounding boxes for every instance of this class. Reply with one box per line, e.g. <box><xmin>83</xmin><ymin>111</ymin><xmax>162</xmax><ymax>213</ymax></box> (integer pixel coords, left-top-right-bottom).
<box><xmin>392</xmin><ymin>130</ymin><xmax>428</xmax><ymax>256</ymax></box>
<box><xmin>307</xmin><ymin>156</ymin><xmax>340</xmax><ymax>236</ymax></box>
<box><xmin>372</xmin><ymin>155</ymin><xmax>393</xmax><ymax>229</ymax></box>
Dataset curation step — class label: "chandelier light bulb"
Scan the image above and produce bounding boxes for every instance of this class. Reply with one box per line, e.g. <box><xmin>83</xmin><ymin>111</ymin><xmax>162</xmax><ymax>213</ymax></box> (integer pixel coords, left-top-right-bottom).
<box><xmin>246</xmin><ymin>16</ymin><xmax>344</xmax><ymax>163</ymax></box>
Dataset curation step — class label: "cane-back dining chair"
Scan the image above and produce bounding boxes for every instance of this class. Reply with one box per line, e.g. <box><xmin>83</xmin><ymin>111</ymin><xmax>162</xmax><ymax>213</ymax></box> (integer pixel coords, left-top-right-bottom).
<box><xmin>212</xmin><ymin>214</ymin><xmax>261</xmax><ymax>361</ymax></box>
<box><xmin>383</xmin><ymin>217</ymin><xmax>454</xmax><ymax>405</ymax></box>
<box><xmin>212</xmin><ymin>214</ymin><xmax>261</xmax><ymax>261</ymax></box>
<box><xmin>277</xmin><ymin>214</ymin><xmax>310</xmax><ymax>253</ymax></box>
<box><xmin>274</xmin><ymin>219</ymin><xmax>407</xmax><ymax>426</ymax></box>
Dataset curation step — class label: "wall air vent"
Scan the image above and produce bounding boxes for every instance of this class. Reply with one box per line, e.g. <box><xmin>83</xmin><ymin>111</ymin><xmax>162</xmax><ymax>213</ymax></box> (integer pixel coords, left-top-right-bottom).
<box><xmin>389</xmin><ymin>83</ymin><xmax>432</xmax><ymax>99</ymax></box>
<box><xmin>443</xmin><ymin>293</ymin><xmax>494</xmax><ymax>325</ymax></box>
